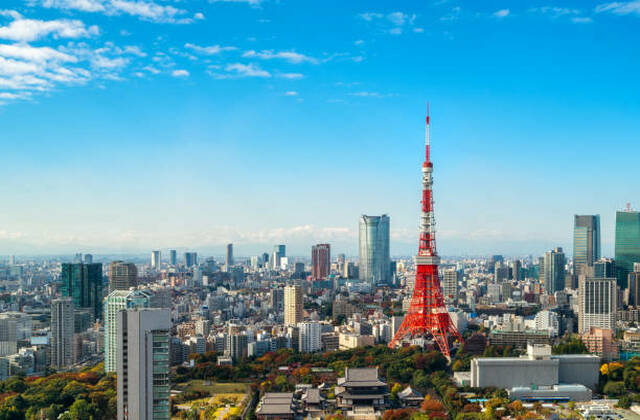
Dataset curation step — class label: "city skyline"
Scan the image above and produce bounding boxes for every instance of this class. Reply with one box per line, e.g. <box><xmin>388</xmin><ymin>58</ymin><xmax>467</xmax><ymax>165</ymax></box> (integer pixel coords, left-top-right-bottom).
<box><xmin>1</xmin><ymin>0</ymin><xmax>640</xmax><ymax>256</ymax></box>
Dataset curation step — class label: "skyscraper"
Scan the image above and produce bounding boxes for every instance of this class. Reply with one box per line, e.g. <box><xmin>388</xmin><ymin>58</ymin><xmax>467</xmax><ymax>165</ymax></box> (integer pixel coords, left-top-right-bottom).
<box><xmin>117</xmin><ymin>308</ymin><xmax>171</xmax><ymax>420</ymax></box>
<box><xmin>169</xmin><ymin>250</ymin><xmax>177</xmax><ymax>266</ymax></box>
<box><xmin>311</xmin><ymin>244</ymin><xmax>331</xmax><ymax>280</ymax></box>
<box><xmin>108</xmin><ymin>261</ymin><xmax>138</xmax><ymax>294</ymax></box>
<box><xmin>578</xmin><ymin>277</ymin><xmax>616</xmax><ymax>333</ymax></box>
<box><xmin>628</xmin><ymin>271</ymin><xmax>640</xmax><ymax>307</ymax></box>
<box><xmin>542</xmin><ymin>247</ymin><xmax>565</xmax><ymax>294</ymax></box>
<box><xmin>284</xmin><ymin>285</ymin><xmax>303</xmax><ymax>326</ymax></box>
<box><xmin>594</xmin><ymin>258</ymin><xmax>616</xmax><ymax>278</ymax></box>
<box><xmin>60</xmin><ymin>262</ymin><xmax>103</xmax><ymax>320</ymax></box>
<box><xmin>574</xmin><ymin>215</ymin><xmax>601</xmax><ymax>276</ymax></box>
<box><xmin>83</xmin><ymin>254</ymin><xmax>93</xmax><ymax>264</ymax></box>
<box><xmin>272</xmin><ymin>245</ymin><xmax>286</xmax><ymax>270</ymax></box>
<box><xmin>51</xmin><ymin>298</ymin><xmax>74</xmax><ymax>368</ymax></box>
<box><xmin>151</xmin><ymin>250</ymin><xmax>161</xmax><ymax>269</ymax></box>
<box><xmin>225</xmin><ymin>244</ymin><xmax>234</xmax><ymax>270</ymax></box>
<box><xmin>184</xmin><ymin>252</ymin><xmax>198</xmax><ymax>267</ymax></box>
<box><xmin>615</xmin><ymin>209</ymin><xmax>640</xmax><ymax>288</ymax></box>
<box><xmin>298</xmin><ymin>321</ymin><xmax>321</xmax><ymax>353</ymax></box>
<box><xmin>359</xmin><ymin>214</ymin><xmax>390</xmax><ymax>286</ymax></box>
<box><xmin>441</xmin><ymin>269</ymin><xmax>459</xmax><ymax>304</ymax></box>
<box><xmin>104</xmin><ymin>289</ymin><xmax>151</xmax><ymax>373</ymax></box>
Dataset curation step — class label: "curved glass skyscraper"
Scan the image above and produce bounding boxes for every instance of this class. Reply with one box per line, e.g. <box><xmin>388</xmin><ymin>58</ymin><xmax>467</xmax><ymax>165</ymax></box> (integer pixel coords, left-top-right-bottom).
<box><xmin>359</xmin><ymin>215</ymin><xmax>390</xmax><ymax>286</ymax></box>
<box><xmin>615</xmin><ymin>210</ymin><xmax>640</xmax><ymax>288</ymax></box>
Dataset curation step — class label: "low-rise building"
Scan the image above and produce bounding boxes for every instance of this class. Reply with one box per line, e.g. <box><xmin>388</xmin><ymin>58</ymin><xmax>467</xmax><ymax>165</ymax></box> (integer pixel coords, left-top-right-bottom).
<box><xmin>335</xmin><ymin>367</ymin><xmax>388</xmax><ymax>416</ymax></box>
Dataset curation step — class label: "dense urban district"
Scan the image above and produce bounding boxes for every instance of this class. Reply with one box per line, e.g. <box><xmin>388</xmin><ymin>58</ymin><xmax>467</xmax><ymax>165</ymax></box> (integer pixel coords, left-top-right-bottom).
<box><xmin>1</xmin><ymin>208</ymin><xmax>640</xmax><ymax>420</ymax></box>
<box><xmin>2</xmin><ymin>121</ymin><xmax>640</xmax><ymax>420</ymax></box>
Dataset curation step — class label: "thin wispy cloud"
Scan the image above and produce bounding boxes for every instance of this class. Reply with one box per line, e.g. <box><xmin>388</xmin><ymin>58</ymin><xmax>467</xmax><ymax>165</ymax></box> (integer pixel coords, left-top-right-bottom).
<box><xmin>493</xmin><ymin>9</ymin><xmax>510</xmax><ymax>18</ymax></box>
<box><xmin>209</xmin><ymin>0</ymin><xmax>263</xmax><ymax>6</ymax></box>
<box><xmin>36</xmin><ymin>0</ymin><xmax>202</xmax><ymax>23</ymax></box>
<box><xmin>242</xmin><ymin>49</ymin><xmax>318</xmax><ymax>64</ymax></box>
<box><xmin>277</xmin><ymin>72</ymin><xmax>303</xmax><ymax>79</ymax></box>
<box><xmin>529</xmin><ymin>6</ymin><xmax>593</xmax><ymax>23</ymax></box>
<box><xmin>185</xmin><ymin>43</ymin><xmax>236</xmax><ymax>55</ymax></box>
<box><xmin>358</xmin><ymin>11</ymin><xmax>418</xmax><ymax>35</ymax></box>
<box><xmin>171</xmin><ymin>69</ymin><xmax>189</xmax><ymax>77</ymax></box>
<box><xmin>211</xmin><ymin>62</ymin><xmax>271</xmax><ymax>78</ymax></box>
<box><xmin>595</xmin><ymin>1</ymin><xmax>640</xmax><ymax>16</ymax></box>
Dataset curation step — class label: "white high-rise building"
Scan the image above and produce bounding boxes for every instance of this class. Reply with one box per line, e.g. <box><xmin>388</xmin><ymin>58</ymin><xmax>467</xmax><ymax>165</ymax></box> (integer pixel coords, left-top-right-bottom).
<box><xmin>151</xmin><ymin>250</ymin><xmax>161</xmax><ymax>269</ymax></box>
<box><xmin>579</xmin><ymin>277</ymin><xmax>616</xmax><ymax>333</ymax></box>
<box><xmin>284</xmin><ymin>285</ymin><xmax>303</xmax><ymax>326</ymax></box>
<box><xmin>104</xmin><ymin>289</ymin><xmax>151</xmax><ymax>373</ymax></box>
<box><xmin>534</xmin><ymin>310</ymin><xmax>560</xmax><ymax>337</ymax></box>
<box><xmin>51</xmin><ymin>298</ymin><xmax>74</xmax><ymax>368</ymax></box>
<box><xmin>298</xmin><ymin>321</ymin><xmax>321</xmax><ymax>353</ymax></box>
<box><xmin>117</xmin><ymin>308</ymin><xmax>171</xmax><ymax>420</ymax></box>
<box><xmin>0</xmin><ymin>312</ymin><xmax>32</xmax><ymax>356</ymax></box>
<box><xmin>441</xmin><ymin>269</ymin><xmax>459</xmax><ymax>304</ymax></box>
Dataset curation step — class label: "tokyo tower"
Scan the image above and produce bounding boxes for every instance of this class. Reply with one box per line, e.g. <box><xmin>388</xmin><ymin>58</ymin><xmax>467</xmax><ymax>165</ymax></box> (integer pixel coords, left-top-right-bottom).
<box><xmin>388</xmin><ymin>106</ymin><xmax>463</xmax><ymax>358</ymax></box>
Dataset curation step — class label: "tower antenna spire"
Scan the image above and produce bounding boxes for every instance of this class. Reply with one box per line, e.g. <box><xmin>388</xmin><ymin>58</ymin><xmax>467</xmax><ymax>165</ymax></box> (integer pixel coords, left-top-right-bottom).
<box><xmin>389</xmin><ymin>105</ymin><xmax>463</xmax><ymax>359</ymax></box>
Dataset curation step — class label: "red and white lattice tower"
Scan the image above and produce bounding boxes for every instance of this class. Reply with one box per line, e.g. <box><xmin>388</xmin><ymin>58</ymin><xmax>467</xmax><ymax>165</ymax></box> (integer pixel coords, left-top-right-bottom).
<box><xmin>388</xmin><ymin>106</ymin><xmax>463</xmax><ymax>358</ymax></box>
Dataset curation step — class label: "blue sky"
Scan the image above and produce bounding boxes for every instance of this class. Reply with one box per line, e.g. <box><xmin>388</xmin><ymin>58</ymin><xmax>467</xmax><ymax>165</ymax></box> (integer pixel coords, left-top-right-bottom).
<box><xmin>0</xmin><ymin>0</ymin><xmax>639</xmax><ymax>257</ymax></box>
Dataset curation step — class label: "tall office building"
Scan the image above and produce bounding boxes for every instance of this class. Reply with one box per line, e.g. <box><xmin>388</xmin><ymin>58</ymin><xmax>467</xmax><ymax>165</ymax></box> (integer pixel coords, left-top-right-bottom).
<box><xmin>578</xmin><ymin>277</ymin><xmax>616</xmax><ymax>333</ymax></box>
<box><xmin>441</xmin><ymin>269</ymin><xmax>459</xmax><ymax>304</ymax></box>
<box><xmin>284</xmin><ymin>285</ymin><xmax>303</xmax><ymax>326</ymax></box>
<box><xmin>225</xmin><ymin>244</ymin><xmax>234</xmax><ymax>270</ymax></box>
<box><xmin>169</xmin><ymin>250</ymin><xmax>177</xmax><ymax>266</ymax></box>
<box><xmin>311</xmin><ymin>244</ymin><xmax>331</xmax><ymax>280</ymax></box>
<box><xmin>574</xmin><ymin>215</ymin><xmax>601</xmax><ymax>276</ymax></box>
<box><xmin>83</xmin><ymin>254</ymin><xmax>93</xmax><ymax>264</ymax></box>
<box><xmin>117</xmin><ymin>308</ymin><xmax>171</xmax><ymax>420</ymax></box>
<box><xmin>0</xmin><ymin>312</ymin><xmax>32</xmax><ymax>356</ymax></box>
<box><xmin>542</xmin><ymin>247</ymin><xmax>565</xmax><ymax>294</ymax></box>
<box><xmin>359</xmin><ymin>214</ymin><xmax>390</xmax><ymax>285</ymax></box>
<box><xmin>628</xmin><ymin>271</ymin><xmax>640</xmax><ymax>307</ymax></box>
<box><xmin>272</xmin><ymin>245</ymin><xmax>286</xmax><ymax>270</ymax></box>
<box><xmin>298</xmin><ymin>321</ymin><xmax>321</xmax><ymax>353</ymax></box>
<box><xmin>594</xmin><ymin>258</ymin><xmax>616</xmax><ymax>278</ymax></box>
<box><xmin>615</xmin><ymin>209</ymin><xmax>640</xmax><ymax>288</ymax></box>
<box><xmin>60</xmin><ymin>262</ymin><xmax>103</xmax><ymax>320</ymax></box>
<box><xmin>51</xmin><ymin>298</ymin><xmax>74</xmax><ymax>368</ymax></box>
<box><xmin>512</xmin><ymin>260</ymin><xmax>522</xmax><ymax>281</ymax></box>
<box><xmin>108</xmin><ymin>261</ymin><xmax>138</xmax><ymax>294</ymax></box>
<box><xmin>103</xmin><ymin>289</ymin><xmax>151</xmax><ymax>373</ymax></box>
<box><xmin>151</xmin><ymin>250</ymin><xmax>161</xmax><ymax>269</ymax></box>
<box><xmin>184</xmin><ymin>252</ymin><xmax>198</xmax><ymax>267</ymax></box>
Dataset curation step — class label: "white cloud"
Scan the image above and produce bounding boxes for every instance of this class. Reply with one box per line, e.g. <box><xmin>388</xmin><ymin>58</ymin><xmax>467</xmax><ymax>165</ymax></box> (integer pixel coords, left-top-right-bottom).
<box><xmin>242</xmin><ymin>49</ymin><xmax>317</xmax><ymax>64</ymax></box>
<box><xmin>185</xmin><ymin>43</ymin><xmax>236</xmax><ymax>55</ymax></box>
<box><xmin>171</xmin><ymin>69</ymin><xmax>189</xmax><ymax>77</ymax></box>
<box><xmin>0</xmin><ymin>12</ymin><xmax>99</xmax><ymax>42</ymax></box>
<box><xmin>284</xmin><ymin>90</ymin><xmax>298</xmax><ymax>96</ymax></box>
<box><xmin>349</xmin><ymin>91</ymin><xmax>393</xmax><ymax>98</ymax></box>
<box><xmin>210</xmin><ymin>0</ymin><xmax>263</xmax><ymax>4</ymax></box>
<box><xmin>38</xmin><ymin>0</ymin><xmax>194</xmax><ymax>23</ymax></box>
<box><xmin>493</xmin><ymin>9</ymin><xmax>510</xmax><ymax>18</ymax></box>
<box><xmin>214</xmin><ymin>62</ymin><xmax>271</xmax><ymax>78</ymax></box>
<box><xmin>571</xmin><ymin>16</ymin><xmax>594</xmax><ymax>23</ymax></box>
<box><xmin>595</xmin><ymin>1</ymin><xmax>640</xmax><ymax>15</ymax></box>
<box><xmin>194</xmin><ymin>12</ymin><xmax>205</xmax><ymax>20</ymax></box>
<box><xmin>0</xmin><ymin>44</ymin><xmax>76</xmax><ymax>63</ymax></box>
<box><xmin>278</xmin><ymin>72</ymin><xmax>303</xmax><ymax>79</ymax></box>
<box><xmin>143</xmin><ymin>65</ymin><xmax>159</xmax><ymax>74</ymax></box>
<box><xmin>354</xmin><ymin>39</ymin><xmax>364</xmax><ymax>45</ymax></box>
<box><xmin>358</xmin><ymin>11</ymin><xmax>418</xmax><ymax>34</ymax></box>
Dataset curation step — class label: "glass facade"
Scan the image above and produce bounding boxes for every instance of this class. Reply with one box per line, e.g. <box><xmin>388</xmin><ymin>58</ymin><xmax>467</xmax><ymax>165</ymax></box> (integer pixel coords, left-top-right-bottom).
<box><xmin>615</xmin><ymin>211</ymin><xmax>640</xmax><ymax>288</ymax></box>
<box><xmin>60</xmin><ymin>263</ymin><xmax>103</xmax><ymax>320</ymax></box>
<box><xmin>151</xmin><ymin>331</ymin><xmax>170</xmax><ymax>420</ymax></box>
<box><xmin>359</xmin><ymin>215</ymin><xmax>390</xmax><ymax>286</ymax></box>
<box><xmin>573</xmin><ymin>215</ymin><xmax>600</xmax><ymax>275</ymax></box>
